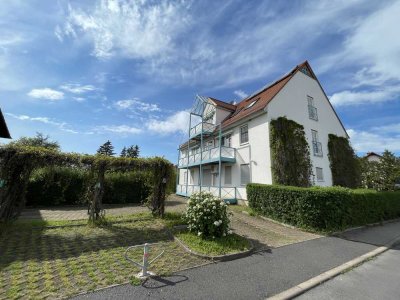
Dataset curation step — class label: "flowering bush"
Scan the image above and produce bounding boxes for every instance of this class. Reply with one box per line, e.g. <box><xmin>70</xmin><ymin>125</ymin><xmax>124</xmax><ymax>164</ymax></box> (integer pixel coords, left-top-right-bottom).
<box><xmin>185</xmin><ymin>192</ymin><xmax>232</xmax><ymax>238</ymax></box>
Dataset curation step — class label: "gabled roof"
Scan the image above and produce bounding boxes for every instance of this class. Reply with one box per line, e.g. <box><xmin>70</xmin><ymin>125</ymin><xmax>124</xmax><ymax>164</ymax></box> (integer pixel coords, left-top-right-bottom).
<box><xmin>365</xmin><ymin>152</ymin><xmax>382</xmax><ymax>158</ymax></box>
<box><xmin>0</xmin><ymin>109</ymin><xmax>11</xmax><ymax>139</ymax></box>
<box><xmin>208</xmin><ymin>97</ymin><xmax>237</xmax><ymax>111</ymax></box>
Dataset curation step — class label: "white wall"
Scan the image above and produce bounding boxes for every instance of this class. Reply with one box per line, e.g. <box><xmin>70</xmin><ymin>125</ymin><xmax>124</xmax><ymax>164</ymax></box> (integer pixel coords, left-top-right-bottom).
<box><xmin>266</xmin><ymin>71</ymin><xmax>348</xmax><ymax>186</ymax></box>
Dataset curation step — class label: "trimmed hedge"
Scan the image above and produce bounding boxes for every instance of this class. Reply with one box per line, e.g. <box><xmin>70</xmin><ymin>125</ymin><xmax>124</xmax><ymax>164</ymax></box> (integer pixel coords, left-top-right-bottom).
<box><xmin>247</xmin><ymin>183</ymin><xmax>400</xmax><ymax>231</ymax></box>
<box><xmin>26</xmin><ymin>167</ymin><xmax>152</xmax><ymax>206</ymax></box>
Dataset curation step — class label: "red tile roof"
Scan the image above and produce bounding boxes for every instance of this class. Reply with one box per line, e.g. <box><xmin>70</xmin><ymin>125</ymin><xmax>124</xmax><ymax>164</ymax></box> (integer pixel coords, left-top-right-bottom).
<box><xmin>208</xmin><ymin>97</ymin><xmax>237</xmax><ymax>111</ymax></box>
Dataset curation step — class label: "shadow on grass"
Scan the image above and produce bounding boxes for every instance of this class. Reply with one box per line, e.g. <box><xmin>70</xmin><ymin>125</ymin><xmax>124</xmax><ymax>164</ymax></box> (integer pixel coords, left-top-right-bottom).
<box><xmin>0</xmin><ymin>220</ymin><xmax>172</xmax><ymax>268</ymax></box>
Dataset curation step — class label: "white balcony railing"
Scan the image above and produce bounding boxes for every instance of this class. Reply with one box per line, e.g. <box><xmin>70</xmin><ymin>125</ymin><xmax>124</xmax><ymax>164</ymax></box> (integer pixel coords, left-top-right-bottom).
<box><xmin>190</xmin><ymin>122</ymin><xmax>215</xmax><ymax>137</ymax></box>
<box><xmin>176</xmin><ymin>184</ymin><xmax>237</xmax><ymax>199</ymax></box>
<box><xmin>178</xmin><ymin>146</ymin><xmax>235</xmax><ymax>167</ymax></box>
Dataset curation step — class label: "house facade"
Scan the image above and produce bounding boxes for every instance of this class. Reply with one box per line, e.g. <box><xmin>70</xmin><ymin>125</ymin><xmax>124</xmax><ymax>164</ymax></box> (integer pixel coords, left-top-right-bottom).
<box><xmin>176</xmin><ymin>61</ymin><xmax>348</xmax><ymax>203</ymax></box>
<box><xmin>365</xmin><ymin>152</ymin><xmax>382</xmax><ymax>162</ymax></box>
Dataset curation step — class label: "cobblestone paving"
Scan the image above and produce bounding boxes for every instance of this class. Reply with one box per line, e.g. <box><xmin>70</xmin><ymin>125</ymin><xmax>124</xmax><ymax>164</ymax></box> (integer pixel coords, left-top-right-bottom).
<box><xmin>230</xmin><ymin>211</ymin><xmax>321</xmax><ymax>250</ymax></box>
<box><xmin>19</xmin><ymin>195</ymin><xmax>187</xmax><ymax>221</ymax></box>
<box><xmin>0</xmin><ymin>217</ymin><xmax>209</xmax><ymax>300</ymax></box>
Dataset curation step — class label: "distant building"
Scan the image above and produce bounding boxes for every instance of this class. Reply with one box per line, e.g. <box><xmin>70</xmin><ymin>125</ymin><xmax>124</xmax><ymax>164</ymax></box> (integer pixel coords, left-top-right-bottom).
<box><xmin>0</xmin><ymin>109</ymin><xmax>11</xmax><ymax>139</ymax></box>
<box><xmin>365</xmin><ymin>152</ymin><xmax>382</xmax><ymax>162</ymax></box>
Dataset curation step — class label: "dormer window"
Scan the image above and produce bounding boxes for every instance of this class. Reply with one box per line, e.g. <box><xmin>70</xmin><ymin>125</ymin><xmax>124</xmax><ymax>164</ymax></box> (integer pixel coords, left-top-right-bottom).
<box><xmin>245</xmin><ymin>98</ymin><xmax>259</xmax><ymax>110</ymax></box>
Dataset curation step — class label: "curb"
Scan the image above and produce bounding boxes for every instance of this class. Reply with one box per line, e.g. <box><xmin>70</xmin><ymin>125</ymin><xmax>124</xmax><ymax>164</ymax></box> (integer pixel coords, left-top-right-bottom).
<box><xmin>330</xmin><ymin>217</ymin><xmax>400</xmax><ymax>237</ymax></box>
<box><xmin>267</xmin><ymin>235</ymin><xmax>400</xmax><ymax>300</ymax></box>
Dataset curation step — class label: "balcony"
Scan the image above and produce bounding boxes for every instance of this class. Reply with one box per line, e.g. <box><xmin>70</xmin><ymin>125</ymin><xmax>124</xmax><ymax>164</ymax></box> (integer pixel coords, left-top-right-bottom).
<box><xmin>190</xmin><ymin>122</ymin><xmax>215</xmax><ymax>139</ymax></box>
<box><xmin>176</xmin><ymin>184</ymin><xmax>237</xmax><ymax>202</ymax></box>
<box><xmin>178</xmin><ymin>146</ymin><xmax>236</xmax><ymax>168</ymax></box>
<box><xmin>308</xmin><ymin>105</ymin><xmax>318</xmax><ymax>121</ymax></box>
<box><xmin>312</xmin><ymin>141</ymin><xmax>323</xmax><ymax>157</ymax></box>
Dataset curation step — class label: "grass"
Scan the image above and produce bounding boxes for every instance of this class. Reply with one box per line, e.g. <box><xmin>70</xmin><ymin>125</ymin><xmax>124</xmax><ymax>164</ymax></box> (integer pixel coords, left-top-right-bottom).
<box><xmin>175</xmin><ymin>232</ymin><xmax>251</xmax><ymax>256</ymax></box>
<box><xmin>0</xmin><ymin>215</ymin><xmax>209</xmax><ymax>300</ymax></box>
<box><xmin>228</xmin><ymin>205</ymin><xmax>258</xmax><ymax>216</ymax></box>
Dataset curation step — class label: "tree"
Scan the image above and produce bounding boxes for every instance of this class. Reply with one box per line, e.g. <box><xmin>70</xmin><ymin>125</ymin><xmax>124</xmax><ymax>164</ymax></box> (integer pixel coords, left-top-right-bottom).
<box><xmin>379</xmin><ymin>150</ymin><xmax>400</xmax><ymax>191</ymax></box>
<box><xmin>126</xmin><ymin>145</ymin><xmax>140</xmax><ymax>158</ymax></box>
<box><xmin>97</xmin><ymin>140</ymin><xmax>115</xmax><ymax>156</ymax></box>
<box><xmin>8</xmin><ymin>132</ymin><xmax>60</xmax><ymax>151</ymax></box>
<box><xmin>120</xmin><ymin>146</ymin><xmax>127</xmax><ymax>157</ymax></box>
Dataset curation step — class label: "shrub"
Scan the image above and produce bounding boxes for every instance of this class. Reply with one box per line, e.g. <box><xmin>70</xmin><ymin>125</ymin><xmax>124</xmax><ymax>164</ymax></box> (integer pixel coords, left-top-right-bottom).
<box><xmin>184</xmin><ymin>192</ymin><xmax>231</xmax><ymax>238</ymax></box>
<box><xmin>247</xmin><ymin>183</ymin><xmax>400</xmax><ymax>231</ymax></box>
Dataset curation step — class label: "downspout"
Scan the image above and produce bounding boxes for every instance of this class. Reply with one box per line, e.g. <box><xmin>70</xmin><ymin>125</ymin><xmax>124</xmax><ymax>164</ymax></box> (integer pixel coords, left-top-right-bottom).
<box><xmin>186</xmin><ymin>113</ymin><xmax>192</xmax><ymax>197</ymax></box>
<box><xmin>218</xmin><ymin>124</ymin><xmax>222</xmax><ymax>199</ymax></box>
<box><xmin>200</xmin><ymin>109</ymin><xmax>204</xmax><ymax>193</ymax></box>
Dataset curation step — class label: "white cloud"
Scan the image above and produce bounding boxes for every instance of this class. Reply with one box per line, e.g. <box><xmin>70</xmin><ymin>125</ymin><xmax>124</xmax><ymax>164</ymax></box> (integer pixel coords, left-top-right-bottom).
<box><xmin>146</xmin><ymin>110</ymin><xmax>189</xmax><ymax>135</ymax></box>
<box><xmin>6</xmin><ymin>113</ymin><xmax>78</xmax><ymax>133</ymax></box>
<box><xmin>27</xmin><ymin>88</ymin><xmax>64</xmax><ymax>100</ymax></box>
<box><xmin>233</xmin><ymin>90</ymin><xmax>247</xmax><ymax>99</ymax></box>
<box><xmin>347</xmin><ymin>128</ymin><xmax>400</xmax><ymax>153</ymax></box>
<box><xmin>115</xmin><ymin>99</ymin><xmax>160</xmax><ymax>112</ymax></box>
<box><xmin>329</xmin><ymin>86</ymin><xmax>400</xmax><ymax>107</ymax></box>
<box><xmin>97</xmin><ymin>125</ymin><xmax>142</xmax><ymax>135</ymax></box>
<box><xmin>60</xmin><ymin>83</ymin><xmax>96</xmax><ymax>94</ymax></box>
<box><xmin>59</xmin><ymin>0</ymin><xmax>190</xmax><ymax>59</ymax></box>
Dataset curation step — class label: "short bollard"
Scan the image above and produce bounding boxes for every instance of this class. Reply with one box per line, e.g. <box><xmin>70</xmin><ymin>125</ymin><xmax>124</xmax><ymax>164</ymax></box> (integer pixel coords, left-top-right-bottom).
<box><xmin>124</xmin><ymin>243</ymin><xmax>164</xmax><ymax>279</ymax></box>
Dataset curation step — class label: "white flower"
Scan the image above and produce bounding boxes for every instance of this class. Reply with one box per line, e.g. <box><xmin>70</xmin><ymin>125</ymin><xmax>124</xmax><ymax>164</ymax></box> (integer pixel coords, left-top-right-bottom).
<box><xmin>213</xmin><ymin>221</ymin><xmax>220</xmax><ymax>226</ymax></box>
<box><xmin>198</xmin><ymin>232</ymin><xmax>202</xmax><ymax>236</ymax></box>
<box><xmin>228</xmin><ymin>230</ymin><xmax>233</xmax><ymax>235</ymax></box>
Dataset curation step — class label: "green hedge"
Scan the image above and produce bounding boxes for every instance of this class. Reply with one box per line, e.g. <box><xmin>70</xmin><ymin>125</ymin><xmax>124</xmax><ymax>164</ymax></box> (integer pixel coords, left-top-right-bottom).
<box><xmin>247</xmin><ymin>183</ymin><xmax>400</xmax><ymax>231</ymax></box>
<box><xmin>26</xmin><ymin>167</ymin><xmax>152</xmax><ymax>206</ymax></box>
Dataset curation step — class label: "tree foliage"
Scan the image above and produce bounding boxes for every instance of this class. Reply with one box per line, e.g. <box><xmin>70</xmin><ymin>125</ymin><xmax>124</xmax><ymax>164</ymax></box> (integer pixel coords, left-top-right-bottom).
<box><xmin>327</xmin><ymin>134</ymin><xmax>361</xmax><ymax>188</ymax></box>
<box><xmin>97</xmin><ymin>140</ymin><xmax>115</xmax><ymax>156</ymax></box>
<box><xmin>8</xmin><ymin>132</ymin><xmax>60</xmax><ymax>151</ymax></box>
<box><xmin>270</xmin><ymin>116</ymin><xmax>312</xmax><ymax>187</ymax></box>
<box><xmin>360</xmin><ymin>150</ymin><xmax>400</xmax><ymax>191</ymax></box>
<box><xmin>0</xmin><ymin>145</ymin><xmax>173</xmax><ymax>222</ymax></box>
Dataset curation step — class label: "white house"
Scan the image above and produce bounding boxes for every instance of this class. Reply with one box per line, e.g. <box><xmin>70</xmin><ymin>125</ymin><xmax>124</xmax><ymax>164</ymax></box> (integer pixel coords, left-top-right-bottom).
<box><xmin>365</xmin><ymin>152</ymin><xmax>382</xmax><ymax>162</ymax></box>
<box><xmin>176</xmin><ymin>61</ymin><xmax>348</xmax><ymax>203</ymax></box>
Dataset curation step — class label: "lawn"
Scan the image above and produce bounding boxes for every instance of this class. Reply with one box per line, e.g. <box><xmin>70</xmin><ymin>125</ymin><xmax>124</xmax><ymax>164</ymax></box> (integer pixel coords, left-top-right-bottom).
<box><xmin>0</xmin><ymin>214</ymin><xmax>209</xmax><ymax>300</ymax></box>
<box><xmin>175</xmin><ymin>232</ymin><xmax>251</xmax><ymax>256</ymax></box>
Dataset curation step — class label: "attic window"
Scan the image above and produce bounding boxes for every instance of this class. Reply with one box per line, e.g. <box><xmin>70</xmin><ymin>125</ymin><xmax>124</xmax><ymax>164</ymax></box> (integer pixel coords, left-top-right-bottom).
<box><xmin>245</xmin><ymin>99</ymin><xmax>258</xmax><ymax>109</ymax></box>
<box><xmin>300</xmin><ymin>67</ymin><xmax>311</xmax><ymax>76</ymax></box>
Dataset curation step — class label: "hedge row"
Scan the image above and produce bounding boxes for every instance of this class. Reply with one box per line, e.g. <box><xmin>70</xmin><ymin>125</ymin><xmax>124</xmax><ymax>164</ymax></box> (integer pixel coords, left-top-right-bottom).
<box><xmin>26</xmin><ymin>166</ymin><xmax>176</xmax><ymax>207</ymax></box>
<box><xmin>247</xmin><ymin>183</ymin><xmax>400</xmax><ymax>231</ymax></box>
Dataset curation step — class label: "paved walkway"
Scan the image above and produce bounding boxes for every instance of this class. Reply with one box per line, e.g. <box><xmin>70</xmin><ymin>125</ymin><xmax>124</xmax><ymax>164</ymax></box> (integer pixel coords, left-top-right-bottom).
<box><xmin>19</xmin><ymin>194</ymin><xmax>187</xmax><ymax>220</ymax></box>
<box><xmin>71</xmin><ymin>220</ymin><xmax>400</xmax><ymax>300</ymax></box>
<box><xmin>297</xmin><ymin>243</ymin><xmax>400</xmax><ymax>300</ymax></box>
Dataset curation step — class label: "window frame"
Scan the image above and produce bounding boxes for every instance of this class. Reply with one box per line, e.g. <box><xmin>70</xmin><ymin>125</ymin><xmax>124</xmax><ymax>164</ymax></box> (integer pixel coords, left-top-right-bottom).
<box><xmin>240</xmin><ymin>124</ymin><xmax>249</xmax><ymax>145</ymax></box>
<box><xmin>224</xmin><ymin>165</ymin><xmax>232</xmax><ymax>185</ymax></box>
<box><xmin>316</xmin><ymin>167</ymin><xmax>324</xmax><ymax>182</ymax></box>
<box><xmin>240</xmin><ymin>163</ymin><xmax>250</xmax><ymax>185</ymax></box>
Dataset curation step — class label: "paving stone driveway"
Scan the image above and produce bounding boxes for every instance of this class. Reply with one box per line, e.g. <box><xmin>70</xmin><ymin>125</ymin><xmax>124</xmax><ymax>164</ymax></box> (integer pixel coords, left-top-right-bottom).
<box><xmin>19</xmin><ymin>194</ymin><xmax>187</xmax><ymax>221</ymax></box>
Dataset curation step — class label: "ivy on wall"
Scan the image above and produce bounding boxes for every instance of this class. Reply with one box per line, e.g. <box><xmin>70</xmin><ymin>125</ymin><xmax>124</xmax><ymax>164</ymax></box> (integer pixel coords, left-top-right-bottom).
<box><xmin>270</xmin><ymin>116</ymin><xmax>312</xmax><ymax>187</ymax></box>
<box><xmin>0</xmin><ymin>146</ymin><xmax>174</xmax><ymax>222</ymax></box>
<box><xmin>327</xmin><ymin>134</ymin><xmax>361</xmax><ymax>188</ymax></box>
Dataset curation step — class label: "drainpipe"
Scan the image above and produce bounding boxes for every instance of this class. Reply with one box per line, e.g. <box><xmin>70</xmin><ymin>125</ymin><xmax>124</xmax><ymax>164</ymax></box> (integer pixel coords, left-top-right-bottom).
<box><xmin>218</xmin><ymin>124</ymin><xmax>222</xmax><ymax>199</ymax></box>
<box><xmin>186</xmin><ymin>113</ymin><xmax>192</xmax><ymax>197</ymax></box>
<box><xmin>200</xmin><ymin>108</ymin><xmax>204</xmax><ymax>193</ymax></box>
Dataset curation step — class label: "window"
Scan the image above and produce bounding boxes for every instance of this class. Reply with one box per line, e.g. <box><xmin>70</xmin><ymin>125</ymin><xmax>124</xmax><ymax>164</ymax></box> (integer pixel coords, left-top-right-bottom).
<box><xmin>311</xmin><ymin>130</ymin><xmax>323</xmax><ymax>157</ymax></box>
<box><xmin>224</xmin><ymin>166</ymin><xmax>232</xmax><ymax>185</ymax></box>
<box><xmin>308</xmin><ymin>96</ymin><xmax>318</xmax><ymax>121</ymax></box>
<box><xmin>183</xmin><ymin>171</ymin><xmax>187</xmax><ymax>184</ymax></box>
<box><xmin>316</xmin><ymin>167</ymin><xmax>324</xmax><ymax>181</ymax></box>
<box><xmin>240</xmin><ymin>164</ymin><xmax>250</xmax><ymax>185</ymax></box>
<box><xmin>240</xmin><ymin>125</ymin><xmax>249</xmax><ymax>144</ymax></box>
<box><xmin>300</xmin><ymin>66</ymin><xmax>311</xmax><ymax>76</ymax></box>
<box><xmin>221</xmin><ymin>134</ymin><xmax>232</xmax><ymax>147</ymax></box>
<box><xmin>245</xmin><ymin>98</ymin><xmax>259</xmax><ymax>109</ymax></box>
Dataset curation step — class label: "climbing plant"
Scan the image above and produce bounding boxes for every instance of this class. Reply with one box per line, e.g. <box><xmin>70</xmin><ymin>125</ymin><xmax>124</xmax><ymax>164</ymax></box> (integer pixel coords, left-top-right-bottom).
<box><xmin>0</xmin><ymin>145</ymin><xmax>173</xmax><ymax>223</ymax></box>
<box><xmin>327</xmin><ymin>134</ymin><xmax>361</xmax><ymax>188</ymax></box>
<box><xmin>270</xmin><ymin>116</ymin><xmax>312</xmax><ymax>187</ymax></box>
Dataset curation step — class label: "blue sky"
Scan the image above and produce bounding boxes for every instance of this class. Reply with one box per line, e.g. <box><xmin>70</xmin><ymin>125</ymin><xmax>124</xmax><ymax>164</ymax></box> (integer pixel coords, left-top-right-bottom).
<box><xmin>1</xmin><ymin>0</ymin><xmax>399</xmax><ymax>162</ymax></box>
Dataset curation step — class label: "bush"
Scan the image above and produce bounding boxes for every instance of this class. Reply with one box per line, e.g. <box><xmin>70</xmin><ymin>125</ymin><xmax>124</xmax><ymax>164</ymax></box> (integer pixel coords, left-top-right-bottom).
<box><xmin>247</xmin><ymin>183</ymin><xmax>400</xmax><ymax>231</ymax></box>
<box><xmin>26</xmin><ymin>167</ymin><xmax>152</xmax><ymax>206</ymax></box>
<box><xmin>184</xmin><ymin>192</ymin><xmax>231</xmax><ymax>238</ymax></box>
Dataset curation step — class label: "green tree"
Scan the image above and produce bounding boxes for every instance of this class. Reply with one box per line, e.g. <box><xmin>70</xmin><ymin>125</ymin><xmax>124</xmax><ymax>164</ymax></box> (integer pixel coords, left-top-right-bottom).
<box><xmin>8</xmin><ymin>132</ymin><xmax>60</xmax><ymax>151</ymax></box>
<box><xmin>97</xmin><ymin>140</ymin><xmax>115</xmax><ymax>156</ymax></box>
<box><xmin>379</xmin><ymin>150</ymin><xmax>400</xmax><ymax>191</ymax></box>
<box><xmin>359</xmin><ymin>158</ymin><xmax>382</xmax><ymax>190</ymax></box>
<box><xmin>120</xmin><ymin>146</ymin><xmax>127</xmax><ymax>157</ymax></box>
<box><xmin>126</xmin><ymin>145</ymin><xmax>140</xmax><ymax>158</ymax></box>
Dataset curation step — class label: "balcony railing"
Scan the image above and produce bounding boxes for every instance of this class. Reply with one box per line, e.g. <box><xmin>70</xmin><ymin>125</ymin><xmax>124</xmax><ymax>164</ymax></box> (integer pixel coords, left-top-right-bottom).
<box><xmin>176</xmin><ymin>184</ymin><xmax>237</xmax><ymax>199</ymax></box>
<box><xmin>308</xmin><ymin>105</ymin><xmax>318</xmax><ymax>121</ymax></box>
<box><xmin>178</xmin><ymin>146</ymin><xmax>235</xmax><ymax>168</ymax></box>
<box><xmin>312</xmin><ymin>141</ymin><xmax>323</xmax><ymax>157</ymax></box>
<box><xmin>190</xmin><ymin>122</ymin><xmax>215</xmax><ymax>138</ymax></box>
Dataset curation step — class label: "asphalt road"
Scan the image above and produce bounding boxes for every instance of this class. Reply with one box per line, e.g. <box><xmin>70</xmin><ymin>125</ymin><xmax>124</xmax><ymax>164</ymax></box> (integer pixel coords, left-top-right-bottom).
<box><xmin>71</xmin><ymin>221</ymin><xmax>400</xmax><ymax>300</ymax></box>
<box><xmin>296</xmin><ymin>243</ymin><xmax>400</xmax><ymax>300</ymax></box>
